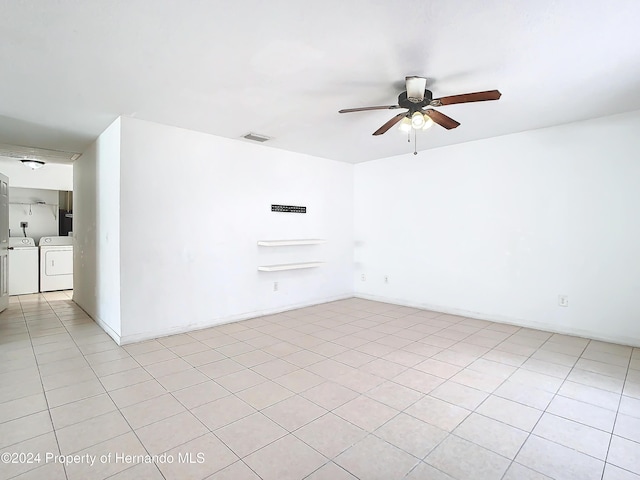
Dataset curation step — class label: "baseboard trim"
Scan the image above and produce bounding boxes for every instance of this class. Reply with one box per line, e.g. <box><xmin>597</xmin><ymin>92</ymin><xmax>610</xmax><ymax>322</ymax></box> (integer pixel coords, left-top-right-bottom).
<box><xmin>74</xmin><ymin>290</ymin><xmax>640</xmax><ymax>348</ymax></box>
<box><xmin>93</xmin><ymin>315</ymin><xmax>122</xmax><ymax>345</ymax></box>
<box><xmin>71</xmin><ymin>297</ymin><xmax>123</xmax><ymax>345</ymax></box>
<box><xmin>354</xmin><ymin>293</ymin><xmax>640</xmax><ymax>348</ymax></box>
<box><xmin>118</xmin><ymin>294</ymin><xmax>353</xmax><ymax>345</ymax></box>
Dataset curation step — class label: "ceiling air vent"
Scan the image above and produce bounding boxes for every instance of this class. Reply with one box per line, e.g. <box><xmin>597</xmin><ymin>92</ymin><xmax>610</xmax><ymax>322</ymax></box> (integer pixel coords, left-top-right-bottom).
<box><xmin>243</xmin><ymin>133</ymin><xmax>271</xmax><ymax>143</ymax></box>
<box><xmin>0</xmin><ymin>143</ymin><xmax>82</xmax><ymax>162</ymax></box>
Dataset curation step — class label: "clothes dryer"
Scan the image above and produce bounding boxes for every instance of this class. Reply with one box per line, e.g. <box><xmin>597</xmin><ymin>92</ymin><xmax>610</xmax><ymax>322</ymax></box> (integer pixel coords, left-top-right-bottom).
<box><xmin>39</xmin><ymin>236</ymin><xmax>73</xmax><ymax>292</ymax></box>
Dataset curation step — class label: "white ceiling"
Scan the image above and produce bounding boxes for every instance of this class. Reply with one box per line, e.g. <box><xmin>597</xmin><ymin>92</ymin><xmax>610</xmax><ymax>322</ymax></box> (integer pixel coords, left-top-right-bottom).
<box><xmin>1</xmin><ymin>0</ymin><xmax>640</xmax><ymax>164</ymax></box>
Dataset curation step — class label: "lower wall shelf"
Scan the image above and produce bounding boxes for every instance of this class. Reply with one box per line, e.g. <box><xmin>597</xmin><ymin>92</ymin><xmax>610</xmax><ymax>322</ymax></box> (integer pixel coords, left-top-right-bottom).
<box><xmin>257</xmin><ymin>262</ymin><xmax>324</xmax><ymax>272</ymax></box>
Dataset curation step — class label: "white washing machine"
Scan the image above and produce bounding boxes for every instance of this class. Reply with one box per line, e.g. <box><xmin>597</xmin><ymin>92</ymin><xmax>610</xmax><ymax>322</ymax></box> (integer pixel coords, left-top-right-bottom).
<box><xmin>8</xmin><ymin>237</ymin><xmax>39</xmax><ymax>295</ymax></box>
<box><xmin>39</xmin><ymin>236</ymin><xmax>74</xmax><ymax>292</ymax></box>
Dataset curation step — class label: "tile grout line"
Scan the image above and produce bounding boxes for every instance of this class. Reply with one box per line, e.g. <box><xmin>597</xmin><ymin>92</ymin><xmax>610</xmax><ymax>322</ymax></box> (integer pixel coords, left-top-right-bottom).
<box><xmin>353</xmin><ymin>309</ymin><xmax>568</xmax><ymax>477</ymax></box>
<box><xmin>298</xmin><ymin>304</ymin><xmax>636</xmax><ymax>475</ymax></box>
<box><xmin>282</xmin><ymin>310</ymin><xmax>524</xmax><ymax>477</ymax></box>
<box><xmin>17</xmin><ymin>294</ymin><xmax>70</xmax><ymax>480</ymax></box>
<box><xmin>179</xmin><ymin>306</ymin><xmax>436</xmax><ymax>478</ymax></box>
<box><xmin>4</xmin><ymin>296</ymin><xmax>639</xmax><ymax>480</ymax></box>
<box><xmin>205</xmin><ymin>308</ymin><xmax>576</xmax><ymax>476</ymax></box>
<box><xmin>8</xmin><ymin>300</ymin><xmax>424</xmax><ymax>480</ymax></box>
<box><xmin>36</xmin><ymin>294</ymin><xmax>169</xmax><ymax>480</ymax></box>
<box><xmin>600</xmin><ymin>352</ymin><xmax>633</xmax><ymax>480</ymax></box>
<box><xmin>498</xmin><ymin>337</ymin><xmax>592</xmax><ymax>480</ymax></box>
<box><xmin>409</xmin><ymin>320</ymin><xmax>544</xmax><ymax>478</ymax></box>
<box><xmin>113</xmin><ymin>317</ymin><xmax>317</xmax><ymax>478</ymax></box>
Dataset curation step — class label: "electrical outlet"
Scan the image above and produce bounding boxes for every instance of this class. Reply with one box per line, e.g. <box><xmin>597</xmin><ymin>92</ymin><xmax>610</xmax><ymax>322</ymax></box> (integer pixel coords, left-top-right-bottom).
<box><xmin>273</xmin><ymin>281</ymin><xmax>278</xmax><ymax>292</ymax></box>
<box><xmin>384</xmin><ymin>275</ymin><xmax>389</xmax><ymax>283</ymax></box>
<box><xmin>361</xmin><ymin>274</ymin><xmax>365</xmax><ymax>281</ymax></box>
<box><xmin>558</xmin><ymin>295</ymin><xmax>569</xmax><ymax>307</ymax></box>
<box><xmin>20</xmin><ymin>221</ymin><xmax>28</xmax><ymax>228</ymax></box>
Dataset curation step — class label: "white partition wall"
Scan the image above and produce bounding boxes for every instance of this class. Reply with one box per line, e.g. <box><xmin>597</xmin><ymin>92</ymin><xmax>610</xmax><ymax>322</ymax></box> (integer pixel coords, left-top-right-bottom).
<box><xmin>73</xmin><ymin>118</ymin><xmax>122</xmax><ymax>341</ymax></box>
<box><xmin>75</xmin><ymin>116</ymin><xmax>354</xmax><ymax>344</ymax></box>
<box><xmin>117</xmin><ymin>117</ymin><xmax>354</xmax><ymax>343</ymax></box>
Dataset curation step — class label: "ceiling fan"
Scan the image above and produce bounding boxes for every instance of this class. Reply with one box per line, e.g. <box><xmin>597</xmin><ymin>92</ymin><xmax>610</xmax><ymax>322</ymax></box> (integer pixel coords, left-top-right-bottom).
<box><xmin>339</xmin><ymin>76</ymin><xmax>501</xmax><ymax>136</ymax></box>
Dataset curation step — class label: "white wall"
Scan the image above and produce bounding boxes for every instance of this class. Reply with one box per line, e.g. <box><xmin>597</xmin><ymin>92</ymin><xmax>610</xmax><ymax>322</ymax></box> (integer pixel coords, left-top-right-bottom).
<box><xmin>0</xmin><ymin>157</ymin><xmax>72</xmax><ymax>191</ymax></box>
<box><xmin>73</xmin><ymin>118</ymin><xmax>121</xmax><ymax>340</ymax></box>
<box><xmin>8</xmin><ymin>187</ymin><xmax>58</xmax><ymax>242</ymax></box>
<box><xmin>77</xmin><ymin>111</ymin><xmax>639</xmax><ymax>347</ymax></box>
<box><xmin>73</xmin><ymin>145</ymin><xmax>97</xmax><ymax>323</ymax></box>
<box><xmin>354</xmin><ymin>109</ymin><xmax>640</xmax><ymax>346</ymax></box>
<box><xmin>118</xmin><ymin>117</ymin><xmax>353</xmax><ymax>343</ymax></box>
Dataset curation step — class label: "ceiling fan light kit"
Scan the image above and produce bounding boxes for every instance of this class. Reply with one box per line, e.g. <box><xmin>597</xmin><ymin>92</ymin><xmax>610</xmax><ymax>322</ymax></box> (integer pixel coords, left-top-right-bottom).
<box><xmin>339</xmin><ymin>76</ymin><xmax>501</xmax><ymax>154</ymax></box>
<box><xmin>411</xmin><ymin>111</ymin><xmax>426</xmax><ymax>129</ymax></box>
<box><xmin>398</xmin><ymin>117</ymin><xmax>412</xmax><ymax>133</ymax></box>
<box><xmin>422</xmin><ymin>116</ymin><xmax>435</xmax><ymax>130</ymax></box>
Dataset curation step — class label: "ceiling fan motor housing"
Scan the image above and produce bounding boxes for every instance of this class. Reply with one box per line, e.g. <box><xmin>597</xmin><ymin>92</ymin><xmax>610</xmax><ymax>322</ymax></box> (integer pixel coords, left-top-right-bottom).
<box><xmin>398</xmin><ymin>90</ymin><xmax>433</xmax><ymax>113</ymax></box>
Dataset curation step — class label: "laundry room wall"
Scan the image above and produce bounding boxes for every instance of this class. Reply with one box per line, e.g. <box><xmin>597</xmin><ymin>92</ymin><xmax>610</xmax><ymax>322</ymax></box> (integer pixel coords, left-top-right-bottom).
<box><xmin>354</xmin><ymin>109</ymin><xmax>640</xmax><ymax>347</ymax></box>
<box><xmin>8</xmin><ymin>187</ymin><xmax>59</xmax><ymax>243</ymax></box>
<box><xmin>117</xmin><ymin>117</ymin><xmax>354</xmax><ymax>343</ymax></box>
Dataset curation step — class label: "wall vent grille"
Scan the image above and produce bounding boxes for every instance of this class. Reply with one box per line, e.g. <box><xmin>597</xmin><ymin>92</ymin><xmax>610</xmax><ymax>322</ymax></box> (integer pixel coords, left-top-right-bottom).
<box><xmin>243</xmin><ymin>133</ymin><xmax>271</xmax><ymax>143</ymax></box>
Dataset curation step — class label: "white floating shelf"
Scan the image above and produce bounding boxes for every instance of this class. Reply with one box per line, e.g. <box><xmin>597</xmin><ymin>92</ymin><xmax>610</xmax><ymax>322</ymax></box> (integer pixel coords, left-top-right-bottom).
<box><xmin>258</xmin><ymin>262</ymin><xmax>324</xmax><ymax>272</ymax></box>
<box><xmin>257</xmin><ymin>239</ymin><xmax>327</xmax><ymax>246</ymax></box>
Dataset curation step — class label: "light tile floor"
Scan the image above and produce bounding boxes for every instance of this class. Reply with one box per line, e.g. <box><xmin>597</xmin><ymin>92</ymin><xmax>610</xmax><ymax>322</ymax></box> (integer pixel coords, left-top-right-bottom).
<box><xmin>1</xmin><ymin>293</ymin><xmax>639</xmax><ymax>479</ymax></box>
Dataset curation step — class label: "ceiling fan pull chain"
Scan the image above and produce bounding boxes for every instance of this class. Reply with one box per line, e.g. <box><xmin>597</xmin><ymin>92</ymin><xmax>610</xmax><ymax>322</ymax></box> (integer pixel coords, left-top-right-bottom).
<box><xmin>414</xmin><ymin>129</ymin><xmax>418</xmax><ymax>155</ymax></box>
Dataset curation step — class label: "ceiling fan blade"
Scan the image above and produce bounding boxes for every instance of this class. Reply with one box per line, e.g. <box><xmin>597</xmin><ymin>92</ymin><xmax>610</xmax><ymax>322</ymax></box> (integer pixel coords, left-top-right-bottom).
<box><xmin>339</xmin><ymin>105</ymin><xmax>401</xmax><ymax>113</ymax></box>
<box><xmin>431</xmin><ymin>90</ymin><xmax>501</xmax><ymax>106</ymax></box>
<box><xmin>405</xmin><ymin>76</ymin><xmax>427</xmax><ymax>102</ymax></box>
<box><xmin>423</xmin><ymin>109</ymin><xmax>460</xmax><ymax>130</ymax></box>
<box><xmin>372</xmin><ymin>112</ymin><xmax>407</xmax><ymax>136</ymax></box>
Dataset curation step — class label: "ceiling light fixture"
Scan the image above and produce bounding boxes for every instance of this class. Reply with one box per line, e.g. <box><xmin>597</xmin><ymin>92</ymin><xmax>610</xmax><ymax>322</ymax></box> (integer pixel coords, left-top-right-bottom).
<box><xmin>411</xmin><ymin>111</ymin><xmax>426</xmax><ymax>129</ymax></box>
<box><xmin>422</xmin><ymin>115</ymin><xmax>435</xmax><ymax>130</ymax></box>
<box><xmin>398</xmin><ymin>117</ymin><xmax>412</xmax><ymax>133</ymax></box>
<box><xmin>399</xmin><ymin>112</ymin><xmax>434</xmax><ymax>133</ymax></box>
<box><xmin>396</xmin><ymin>112</ymin><xmax>433</xmax><ymax>156</ymax></box>
<box><xmin>20</xmin><ymin>159</ymin><xmax>45</xmax><ymax>170</ymax></box>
